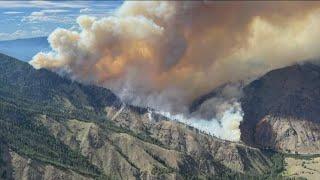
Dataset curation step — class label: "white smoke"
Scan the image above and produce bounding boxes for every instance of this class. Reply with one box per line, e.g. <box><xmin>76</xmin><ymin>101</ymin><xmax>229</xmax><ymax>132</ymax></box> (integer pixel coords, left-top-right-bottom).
<box><xmin>159</xmin><ymin>101</ymin><xmax>243</xmax><ymax>141</ymax></box>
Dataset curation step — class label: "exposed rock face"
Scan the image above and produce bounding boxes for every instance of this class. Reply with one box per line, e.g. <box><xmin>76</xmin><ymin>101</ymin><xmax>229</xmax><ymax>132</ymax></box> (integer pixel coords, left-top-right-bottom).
<box><xmin>240</xmin><ymin>63</ymin><xmax>320</xmax><ymax>154</ymax></box>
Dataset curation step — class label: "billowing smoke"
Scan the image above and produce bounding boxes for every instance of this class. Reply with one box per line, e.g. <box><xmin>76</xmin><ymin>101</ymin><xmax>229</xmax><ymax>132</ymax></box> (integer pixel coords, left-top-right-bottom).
<box><xmin>30</xmin><ymin>1</ymin><xmax>320</xmax><ymax>141</ymax></box>
<box><xmin>160</xmin><ymin>99</ymin><xmax>243</xmax><ymax>141</ymax></box>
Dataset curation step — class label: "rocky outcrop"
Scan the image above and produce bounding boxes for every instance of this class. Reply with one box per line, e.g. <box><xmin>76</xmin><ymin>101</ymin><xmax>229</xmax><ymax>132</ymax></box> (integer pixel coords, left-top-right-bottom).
<box><xmin>253</xmin><ymin>116</ymin><xmax>320</xmax><ymax>154</ymax></box>
<box><xmin>240</xmin><ymin>63</ymin><xmax>320</xmax><ymax>154</ymax></box>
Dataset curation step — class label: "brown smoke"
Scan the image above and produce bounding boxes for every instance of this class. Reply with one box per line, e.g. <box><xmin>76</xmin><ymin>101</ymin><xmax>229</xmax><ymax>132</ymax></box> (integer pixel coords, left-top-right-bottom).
<box><xmin>30</xmin><ymin>1</ymin><xmax>320</xmax><ymax>112</ymax></box>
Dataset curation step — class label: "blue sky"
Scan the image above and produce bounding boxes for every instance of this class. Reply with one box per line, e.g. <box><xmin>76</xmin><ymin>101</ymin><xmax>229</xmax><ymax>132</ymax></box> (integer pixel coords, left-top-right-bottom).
<box><xmin>0</xmin><ymin>1</ymin><xmax>123</xmax><ymax>41</ymax></box>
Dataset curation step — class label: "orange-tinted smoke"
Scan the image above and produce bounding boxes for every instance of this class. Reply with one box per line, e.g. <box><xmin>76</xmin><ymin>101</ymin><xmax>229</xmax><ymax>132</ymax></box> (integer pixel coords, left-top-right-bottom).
<box><xmin>30</xmin><ymin>1</ymin><xmax>320</xmax><ymax>112</ymax></box>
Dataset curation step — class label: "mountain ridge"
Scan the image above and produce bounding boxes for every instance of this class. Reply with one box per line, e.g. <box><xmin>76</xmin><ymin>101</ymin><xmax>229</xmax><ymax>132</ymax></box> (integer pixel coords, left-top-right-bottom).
<box><xmin>0</xmin><ymin>53</ymin><xmax>275</xmax><ymax>179</ymax></box>
<box><xmin>240</xmin><ymin>62</ymin><xmax>320</xmax><ymax>154</ymax></box>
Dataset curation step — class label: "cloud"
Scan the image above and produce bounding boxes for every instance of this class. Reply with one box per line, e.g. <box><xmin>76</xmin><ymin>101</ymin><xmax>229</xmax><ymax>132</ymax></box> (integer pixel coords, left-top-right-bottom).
<box><xmin>31</xmin><ymin>29</ymin><xmax>45</xmax><ymax>36</ymax></box>
<box><xmin>79</xmin><ymin>7</ymin><xmax>115</xmax><ymax>17</ymax></box>
<box><xmin>80</xmin><ymin>8</ymin><xmax>91</xmax><ymax>13</ymax></box>
<box><xmin>0</xmin><ymin>30</ymin><xmax>28</xmax><ymax>41</ymax></box>
<box><xmin>0</xmin><ymin>1</ymin><xmax>121</xmax><ymax>41</ymax></box>
<box><xmin>3</xmin><ymin>11</ymin><xmax>23</xmax><ymax>15</ymax></box>
<box><xmin>30</xmin><ymin>9</ymin><xmax>69</xmax><ymax>16</ymax></box>
<box><xmin>0</xmin><ymin>28</ymin><xmax>48</xmax><ymax>41</ymax></box>
<box><xmin>40</xmin><ymin>9</ymin><xmax>70</xmax><ymax>13</ymax></box>
<box><xmin>22</xmin><ymin>10</ymin><xmax>73</xmax><ymax>23</ymax></box>
<box><xmin>31</xmin><ymin>11</ymin><xmax>45</xmax><ymax>16</ymax></box>
<box><xmin>0</xmin><ymin>1</ymin><xmax>88</xmax><ymax>9</ymax></box>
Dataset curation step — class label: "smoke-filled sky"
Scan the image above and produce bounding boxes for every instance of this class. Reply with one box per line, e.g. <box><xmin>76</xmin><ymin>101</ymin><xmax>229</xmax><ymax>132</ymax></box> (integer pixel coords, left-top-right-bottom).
<box><xmin>30</xmin><ymin>1</ymin><xmax>320</xmax><ymax>113</ymax></box>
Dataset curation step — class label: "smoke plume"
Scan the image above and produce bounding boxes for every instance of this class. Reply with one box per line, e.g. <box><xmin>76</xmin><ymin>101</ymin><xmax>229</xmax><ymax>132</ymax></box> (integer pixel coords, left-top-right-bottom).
<box><xmin>30</xmin><ymin>1</ymin><xmax>320</xmax><ymax>141</ymax></box>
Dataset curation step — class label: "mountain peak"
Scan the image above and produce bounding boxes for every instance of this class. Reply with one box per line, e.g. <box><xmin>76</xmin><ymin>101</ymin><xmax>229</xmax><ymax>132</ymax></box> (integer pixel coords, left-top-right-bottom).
<box><xmin>240</xmin><ymin>63</ymin><xmax>320</xmax><ymax>154</ymax></box>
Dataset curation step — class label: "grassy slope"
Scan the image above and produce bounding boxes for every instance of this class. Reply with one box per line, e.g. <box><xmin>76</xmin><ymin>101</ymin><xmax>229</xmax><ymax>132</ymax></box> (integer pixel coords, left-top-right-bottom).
<box><xmin>0</xmin><ymin>53</ymin><xmax>289</xmax><ymax>179</ymax></box>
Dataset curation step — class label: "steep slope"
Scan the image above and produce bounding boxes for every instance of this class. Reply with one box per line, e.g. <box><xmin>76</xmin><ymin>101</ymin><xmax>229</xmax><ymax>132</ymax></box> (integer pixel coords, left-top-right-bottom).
<box><xmin>0</xmin><ymin>53</ymin><xmax>273</xmax><ymax>179</ymax></box>
<box><xmin>240</xmin><ymin>63</ymin><xmax>320</xmax><ymax>154</ymax></box>
<box><xmin>36</xmin><ymin>110</ymin><xmax>274</xmax><ymax>179</ymax></box>
<box><xmin>0</xmin><ymin>140</ymin><xmax>93</xmax><ymax>180</ymax></box>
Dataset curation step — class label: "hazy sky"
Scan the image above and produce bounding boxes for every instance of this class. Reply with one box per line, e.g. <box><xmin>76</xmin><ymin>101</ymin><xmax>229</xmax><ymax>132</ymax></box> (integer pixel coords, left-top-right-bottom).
<box><xmin>0</xmin><ymin>1</ymin><xmax>122</xmax><ymax>41</ymax></box>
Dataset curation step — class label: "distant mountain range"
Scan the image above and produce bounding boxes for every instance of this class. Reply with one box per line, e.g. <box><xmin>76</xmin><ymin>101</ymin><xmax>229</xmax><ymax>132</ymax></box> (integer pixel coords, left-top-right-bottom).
<box><xmin>0</xmin><ymin>37</ymin><xmax>50</xmax><ymax>61</ymax></box>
